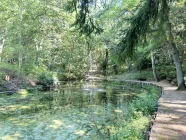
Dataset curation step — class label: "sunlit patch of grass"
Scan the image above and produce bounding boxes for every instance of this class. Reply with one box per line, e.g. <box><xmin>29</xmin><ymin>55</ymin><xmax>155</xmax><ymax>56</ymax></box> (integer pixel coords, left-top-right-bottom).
<box><xmin>128</xmin><ymin>116</ymin><xmax>149</xmax><ymax>130</ymax></box>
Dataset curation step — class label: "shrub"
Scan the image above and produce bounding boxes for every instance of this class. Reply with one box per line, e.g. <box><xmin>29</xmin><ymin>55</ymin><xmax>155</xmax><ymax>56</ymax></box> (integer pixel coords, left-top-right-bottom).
<box><xmin>109</xmin><ymin>87</ymin><xmax>160</xmax><ymax>140</ymax></box>
<box><xmin>130</xmin><ymin>88</ymin><xmax>159</xmax><ymax>115</ymax></box>
<box><xmin>0</xmin><ymin>72</ymin><xmax>4</xmax><ymax>85</ymax></box>
<box><xmin>57</xmin><ymin>73</ymin><xmax>68</xmax><ymax>81</ymax></box>
<box><xmin>130</xmin><ymin>94</ymin><xmax>156</xmax><ymax>116</ymax></box>
<box><xmin>36</xmin><ymin>72</ymin><xmax>54</xmax><ymax>91</ymax></box>
<box><xmin>157</xmin><ymin>65</ymin><xmax>176</xmax><ymax>80</ymax></box>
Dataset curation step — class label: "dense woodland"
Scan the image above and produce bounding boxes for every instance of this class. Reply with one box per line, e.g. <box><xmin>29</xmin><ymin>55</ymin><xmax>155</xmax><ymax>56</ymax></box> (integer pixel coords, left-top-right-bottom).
<box><xmin>0</xmin><ymin>0</ymin><xmax>186</xmax><ymax>139</ymax></box>
<box><xmin>0</xmin><ymin>0</ymin><xmax>185</xmax><ymax>91</ymax></box>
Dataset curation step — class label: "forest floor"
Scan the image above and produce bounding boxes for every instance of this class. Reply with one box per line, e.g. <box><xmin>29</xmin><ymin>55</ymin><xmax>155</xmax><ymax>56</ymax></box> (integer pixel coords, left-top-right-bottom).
<box><xmin>150</xmin><ymin>80</ymin><xmax>186</xmax><ymax>140</ymax></box>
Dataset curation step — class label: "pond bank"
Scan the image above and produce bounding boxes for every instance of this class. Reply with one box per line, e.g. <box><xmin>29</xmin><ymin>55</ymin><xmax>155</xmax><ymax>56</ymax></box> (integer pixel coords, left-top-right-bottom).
<box><xmin>88</xmin><ymin>76</ymin><xmax>186</xmax><ymax>139</ymax></box>
<box><xmin>108</xmin><ymin>78</ymin><xmax>186</xmax><ymax>139</ymax></box>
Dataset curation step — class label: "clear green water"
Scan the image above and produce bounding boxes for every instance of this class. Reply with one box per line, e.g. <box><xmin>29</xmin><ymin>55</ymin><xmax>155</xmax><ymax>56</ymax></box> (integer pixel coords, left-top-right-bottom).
<box><xmin>0</xmin><ymin>81</ymin><xmax>144</xmax><ymax>140</ymax></box>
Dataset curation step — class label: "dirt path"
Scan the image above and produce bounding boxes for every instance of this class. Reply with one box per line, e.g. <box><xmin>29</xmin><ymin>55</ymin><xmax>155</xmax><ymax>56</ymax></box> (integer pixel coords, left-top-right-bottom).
<box><xmin>150</xmin><ymin>81</ymin><xmax>186</xmax><ymax>140</ymax></box>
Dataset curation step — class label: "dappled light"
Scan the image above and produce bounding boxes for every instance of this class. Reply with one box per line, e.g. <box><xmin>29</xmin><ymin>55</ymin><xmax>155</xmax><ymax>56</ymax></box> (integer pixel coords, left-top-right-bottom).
<box><xmin>0</xmin><ymin>0</ymin><xmax>185</xmax><ymax>139</ymax></box>
<box><xmin>114</xmin><ymin>109</ymin><xmax>123</xmax><ymax>113</ymax></box>
<box><xmin>49</xmin><ymin>120</ymin><xmax>63</xmax><ymax>129</ymax></box>
<box><xmin>1</xmin><ymin>135</ymin><xmax>14</xmax><ymax>140</ymax></box>
<box><xmin>150</xmin><ymin>90</ymin><xmax>186</xmax><ymax>139</ymax></box>
<box><xmin>0</xmin><ymin>82</ymin><xmax>160</xmax><ymax>139</ymax></box>
<box><xmin>17</xmin><ymin>89</ymin><xmax>29</xmax><ymax>98</ymax></box>
<box><xmin>74</xmin><ymin>130</ymin><xmax>86</xmax><ymax>136</ymax></box>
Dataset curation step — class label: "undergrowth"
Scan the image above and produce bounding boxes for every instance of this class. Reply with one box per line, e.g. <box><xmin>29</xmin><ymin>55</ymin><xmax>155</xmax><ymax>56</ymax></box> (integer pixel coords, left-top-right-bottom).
<box><xmin>110</xmin><ymin>70</ymin><xmax>154</xmax><ymax>81</ymax></box>
<box><xmin>108</xmin><ymin>86</ymin><xmax>160</xmax><ymax>140</ymax></box>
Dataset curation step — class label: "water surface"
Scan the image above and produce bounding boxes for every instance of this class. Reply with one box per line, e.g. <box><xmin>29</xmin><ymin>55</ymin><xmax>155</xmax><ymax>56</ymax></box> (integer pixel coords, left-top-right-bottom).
<box><xmin>0</xmin><ymin>81</ymin><xmax>144</xmax><ymax>140</ymax></box>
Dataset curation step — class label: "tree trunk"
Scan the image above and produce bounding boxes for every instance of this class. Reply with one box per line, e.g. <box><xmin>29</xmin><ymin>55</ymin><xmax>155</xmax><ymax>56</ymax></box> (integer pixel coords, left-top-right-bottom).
<box><xmin>113</xmin><ymin>64</ymin><xmax>118</xmax><ymax>75</ymax></box>
<box><xmin>163</xmin><ymin>0</ymin><xmax>186</xmax><ymax>89</ymax></box>
<box><xmin>183</xmin><ymin>50</ymin><xmax>186</xmax><ymax>75</ymax></box>
<box><xmin>103</xmin><ymin>48</ymin><xmax>108</xmax><ymax>76</ymax></box>
<box><xmin>181</xmin><ymin>50</ymin><xmax>185</xmax><ymax>64</ymax></box>
<box><xmin>151</xmin><ymin>52</ymin><xmax>158</xmax><ymax>82</ymax></box>
<box><xmin>128</xmin><ymin>63</ymin><xmax>131</xmax><ymax>72</ymax></box>
<box><xmin>171</xmin><ymin>42</ymin><xmax>185</xmax><ymax>89</ymax></box>
<box><xmin>18</xmin><ymin>1</ymin><xmax>23</xmax><ymax>83</ymax></box>
<box><xmin>0</xmin><ymin>31</ymin><xmax>6</xmax><ymax>61</ymax></box>
<box><xmin>87</xmin><ymin>39</ymin><xmax>92</xmax><ymax>75</ymax></box>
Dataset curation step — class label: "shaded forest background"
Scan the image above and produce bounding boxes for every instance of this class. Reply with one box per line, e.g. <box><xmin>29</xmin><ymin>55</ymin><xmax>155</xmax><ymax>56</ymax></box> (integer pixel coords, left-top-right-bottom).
<box><xmin>0</xmin><ymin>0</ymin><xmax>186</xmax><ymax>91</ymax></box>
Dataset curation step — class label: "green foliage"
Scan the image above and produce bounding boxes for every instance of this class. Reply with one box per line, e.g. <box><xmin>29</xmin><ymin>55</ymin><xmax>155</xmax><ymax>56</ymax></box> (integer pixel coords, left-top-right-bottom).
<box><xmin>66</xmin><ymin>0</ymin><xmax>103</xmax><ymax>36</ymax></box>
<box><xmin>36</xmin><ymin>72</ymin><xmax>54</xmax><ymax>91</ymax></box>
<box><xmin>111</xmin><ymin>116</ymin><xmax>148</xmax><ymax>140</ymax></box>
<box><xmin>157</xmin><ymin>65</ymin><xmax>176</xmax><ymax>80</ymax></box>
<box><xmin>0</xmin><ymin>72</ymin><xmax>4</xmax><ymax>85</ymax></box>
<box><xmin>130</xmin><ymin>88</ymin><xmax>159</xmax><ymax>116</ymax></box>
<box><xmin>0</xmin><ymin>63</ymin><xmax>18</xmax><ymax>86</ymax></box>
<box><xmin>116</xmin><ymin>0</ymin><xmax>159</xmax><ymax>61</ymax></box>
<box><xmin>111</xmin><ymin>70</ymin><xmax>154</xmax><ymax>81</ymax></box>
<box><xmin>110</xmin><ymin>87</ymin><xmax>160</xmax><ymax>140</ymax></box>
<box><xmin>0</xmin><ymin>63</ymin><xmax>18</xmax><ymax>74</ymax></box>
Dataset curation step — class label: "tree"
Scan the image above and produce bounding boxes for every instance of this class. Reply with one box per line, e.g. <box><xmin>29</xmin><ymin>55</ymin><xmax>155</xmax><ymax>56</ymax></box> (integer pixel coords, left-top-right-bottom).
<box><xmin>117</xmin><ymin>0</ymin><xmax>185</xmax><ymax>89</ymax></box>
<box><xmin>161</xmin><ymin>0</ymin><xmax>185</xmax><ymax>89</ymax></box>
<box><xmin>67</xmin><ymin>0</ymin><xmax>185</xmax><ymax>89</ymax></box>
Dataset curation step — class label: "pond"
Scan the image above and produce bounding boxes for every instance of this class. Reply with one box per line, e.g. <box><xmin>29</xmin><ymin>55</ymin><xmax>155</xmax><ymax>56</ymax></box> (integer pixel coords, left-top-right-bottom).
<box><xmin>0</xmin><ymin>81</ymin><xmax>147</xmax><ymax>140</ymax></box>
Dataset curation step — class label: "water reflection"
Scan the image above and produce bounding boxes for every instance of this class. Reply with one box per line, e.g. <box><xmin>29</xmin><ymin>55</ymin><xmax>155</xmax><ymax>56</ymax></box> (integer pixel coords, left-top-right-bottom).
<box><xmin>0</xmin><ymin>81</ymin><xmax>141</xmax><ymax>140</ymax></box>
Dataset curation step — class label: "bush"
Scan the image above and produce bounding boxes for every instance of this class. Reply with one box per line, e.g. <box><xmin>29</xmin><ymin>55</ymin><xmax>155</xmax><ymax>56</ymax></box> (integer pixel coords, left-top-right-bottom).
<box><xmin>130</xmin><ymin>88</ymin><xmax>159</xmax><ymax>116</ymax></box>
<box><xmin>36</xmin><ymin>72</ymin><xmax>54</xmax><ymax>91</ymax></box>
<box><xmin>110</xmin><ymin>87</ymin><xmax>160</xmax><ymax>140</ymax></box>
<box><xmin>157</xmin><ymin>65</ymin><xmax>176</xmax><ymax>80</ymax></box>
<box><xmin>0</xmin><ymin>72</ymin><xmax>4</xmax><ymax>85</ymax></box>
<box><xmin>57</xmin><ymin>73</ymin><xmax>68</xmax><ymax>81</ymax></box>
<box><xmin>0</xmin><ymin>63</ymin><xmax>21</xmax><ymax>91</ymax></box>
<box><xmin>130</xmin><ymin>94</ymin><xmax>156</xmax><ymax>116</ymax></box>
<box><xmin>0</xmin><ymin>63</ymin><xmax>18</xmax><ymax>79</ymax></box>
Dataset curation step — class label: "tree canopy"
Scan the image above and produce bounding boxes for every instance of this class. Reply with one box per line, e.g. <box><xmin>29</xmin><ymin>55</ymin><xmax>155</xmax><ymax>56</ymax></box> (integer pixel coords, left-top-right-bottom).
<box><xmin>0</xmin><ymin>0</ymin><xmax>185</xmax><ymax>89</ymax></box>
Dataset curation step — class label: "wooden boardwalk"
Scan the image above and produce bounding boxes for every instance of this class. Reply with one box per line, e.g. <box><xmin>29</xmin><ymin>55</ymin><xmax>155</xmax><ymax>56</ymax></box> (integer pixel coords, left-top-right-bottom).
<box><xmin>149</xmin><ymin>81</ymin><xmax>186</xmax><ymax>140</ymax></box>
